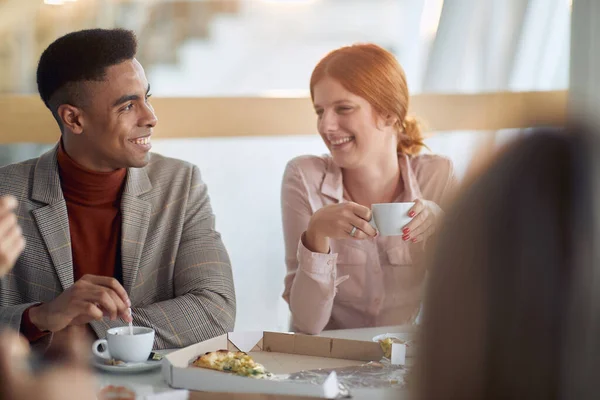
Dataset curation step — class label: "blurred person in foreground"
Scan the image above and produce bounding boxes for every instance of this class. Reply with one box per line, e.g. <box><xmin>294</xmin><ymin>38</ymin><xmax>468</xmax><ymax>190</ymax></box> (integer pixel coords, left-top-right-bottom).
<box><xmin>0</xmin><ymin>196</ymin><xmax>95</xmax><ymax>400</ymax></box>
<box><xmin>416</xmin><ymin>127</ymin><xmax>587</xmax><ymax>399</ymax></box>
<box><xmin>281</xmin><ymin>43</ymin><xmax>457</xmax><ymax>334</ymax></box>
<box><xmin>0</xmin><ymin>329</ymin><xmax>95</xmax><ymax>400</ymax></box>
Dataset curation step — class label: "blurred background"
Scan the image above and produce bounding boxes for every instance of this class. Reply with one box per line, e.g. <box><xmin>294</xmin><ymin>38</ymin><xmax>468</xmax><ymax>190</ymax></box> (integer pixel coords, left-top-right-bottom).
<box><xmin>0</xmin><ymin>0</ymin><xmax>570</xmax><ymax>332</ymax></box>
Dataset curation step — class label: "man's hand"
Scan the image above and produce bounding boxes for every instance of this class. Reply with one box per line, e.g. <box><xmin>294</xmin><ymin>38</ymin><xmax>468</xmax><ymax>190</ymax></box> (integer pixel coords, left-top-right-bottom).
<box><xmin>0</xmin><ymin>328</ymin><xmax>97</xmax><ymax>400</ymax></box>
<box><xmin>0</xmin><ymin>195</ymin><xmax>25</xmax><ymax>276</ymax></box>
<box><xmin>29</xmin><ymin>274</ymin><xmax>132</xmax><ymax>332</ymax></box>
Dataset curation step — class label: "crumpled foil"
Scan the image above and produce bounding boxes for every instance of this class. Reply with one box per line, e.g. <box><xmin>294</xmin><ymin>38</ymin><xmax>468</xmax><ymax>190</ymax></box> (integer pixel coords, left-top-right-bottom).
<box><xmin>271</xmin><ymin>359</ymin><xmax>407</xmax><ymax>398</ymax></box>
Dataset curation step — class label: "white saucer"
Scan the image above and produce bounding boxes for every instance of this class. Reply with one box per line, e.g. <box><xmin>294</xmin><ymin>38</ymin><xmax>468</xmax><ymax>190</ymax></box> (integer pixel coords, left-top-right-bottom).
<box><xmin>93</xmin><ymin>357</ymin><xmax>162</xmax><ymax>373</ymax></box>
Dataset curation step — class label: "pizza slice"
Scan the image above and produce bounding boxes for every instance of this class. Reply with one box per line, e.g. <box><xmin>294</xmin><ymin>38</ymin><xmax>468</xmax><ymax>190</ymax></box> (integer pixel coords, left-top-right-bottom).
<box><xmin>191</xmin><ymin>350</ymin><xmax>270</xmax><ymax>378</ymax></box>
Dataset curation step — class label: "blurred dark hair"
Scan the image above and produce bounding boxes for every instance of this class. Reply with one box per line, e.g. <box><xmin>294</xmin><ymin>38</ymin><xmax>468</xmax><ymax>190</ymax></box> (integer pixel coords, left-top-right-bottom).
<box><xmin>36</xmin><ymin>28</ymin><xmax>137</xmax><ymax>129</ymax></box>
<box><xmin>415</xmin><ymin>127</ymin><xmax>590</xmax><ymax>399</ymax></box>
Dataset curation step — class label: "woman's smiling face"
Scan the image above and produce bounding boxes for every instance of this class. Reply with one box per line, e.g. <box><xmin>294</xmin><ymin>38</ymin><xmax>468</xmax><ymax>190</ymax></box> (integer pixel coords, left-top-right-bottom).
<box><xmin>312</xmin><ymin>76</ymin><xmax>397</xmax><ymax>170</ymax></box>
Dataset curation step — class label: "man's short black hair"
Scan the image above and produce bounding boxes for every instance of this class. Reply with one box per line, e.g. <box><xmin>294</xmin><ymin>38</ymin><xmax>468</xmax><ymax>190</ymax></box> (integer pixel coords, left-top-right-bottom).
<box><xmin>36</xmin><ymin>28</ymin><xmax>138</xmax><ymax>126</ymax></box>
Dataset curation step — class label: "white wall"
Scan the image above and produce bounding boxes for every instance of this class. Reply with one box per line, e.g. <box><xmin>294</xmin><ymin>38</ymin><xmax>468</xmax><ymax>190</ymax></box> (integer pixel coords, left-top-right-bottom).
<box><xmin>151</xmin><ymin>135</ymin><xmax>329</xmax><ymax>332</ymax></box>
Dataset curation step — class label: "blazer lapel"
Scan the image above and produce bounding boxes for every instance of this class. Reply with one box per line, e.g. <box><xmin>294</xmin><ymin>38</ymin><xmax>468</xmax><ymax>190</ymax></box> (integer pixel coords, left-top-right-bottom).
<box><xmin>120</xmin><ymin>166</ymin><xmax>152</xmax><ymax>294</ymax></box>
<box><xmin>31</xmin><ymin>144</ymin><xmax>74</xmax><ymax>291</ymax></box>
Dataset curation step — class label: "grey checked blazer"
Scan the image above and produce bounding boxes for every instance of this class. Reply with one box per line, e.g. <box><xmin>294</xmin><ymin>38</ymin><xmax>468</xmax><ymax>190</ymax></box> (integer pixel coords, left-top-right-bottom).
<box><xmin>0</xmin><ymin>144</ymin><xmax>236</xmax><ymax>349</ymax></box>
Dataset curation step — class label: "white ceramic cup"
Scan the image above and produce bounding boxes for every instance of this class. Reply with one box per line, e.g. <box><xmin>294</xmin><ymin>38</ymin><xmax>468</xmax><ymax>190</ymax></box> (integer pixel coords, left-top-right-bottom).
<box><xmin>93</xmin><ymin>326</ymin><xmax>155</xmax><ymax>363</ymax></box>
<box><xmin>370</xmin><ymin>202</ymin><xmax>415</xmax><ymax>237</ymax></box>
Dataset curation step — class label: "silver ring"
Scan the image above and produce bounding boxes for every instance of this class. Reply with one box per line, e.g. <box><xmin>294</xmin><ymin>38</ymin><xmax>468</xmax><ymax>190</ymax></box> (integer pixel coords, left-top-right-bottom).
<box><xmin>349</xmin><ymin>226</ymin><xmax>357</xmax><ymax>237</ymax></box>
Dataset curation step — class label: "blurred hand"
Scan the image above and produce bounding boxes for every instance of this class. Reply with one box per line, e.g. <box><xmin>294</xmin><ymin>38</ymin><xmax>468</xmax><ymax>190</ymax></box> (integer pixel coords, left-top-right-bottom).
<box><xmin>0</xmin><ymin>328</ymin><xmax>96</xmax><ymax>400</ymax></box>
<box><xmin>305</xmin><ymin>202</ymin><xmax>377</xmax><ymax>254</ymax></box>
<box><xmin>0</xmin><ymin>195</ymin><xmax>25</xmax><ymax>277</ymax></box>
<box><xmin>29</xmin><ymin>274</ymin><xmax>132</xmax><ymax>333</ymax></box>
<box><xmin>401</xmin><ymin>199</ymin><xmax>444</xmax><ymax>243</ymax></box>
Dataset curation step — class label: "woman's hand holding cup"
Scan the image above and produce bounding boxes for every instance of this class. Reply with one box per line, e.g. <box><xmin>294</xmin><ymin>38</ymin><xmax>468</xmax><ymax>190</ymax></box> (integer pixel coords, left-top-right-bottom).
<box><xmin>401</xmin><ymin>198</ymin><xmax>444</xmax><ymax>243</ymax></box>
<box><xmin>304</xmin><ymin>202</ymin><xmax>377</xmax><ymax>254</ymax></box>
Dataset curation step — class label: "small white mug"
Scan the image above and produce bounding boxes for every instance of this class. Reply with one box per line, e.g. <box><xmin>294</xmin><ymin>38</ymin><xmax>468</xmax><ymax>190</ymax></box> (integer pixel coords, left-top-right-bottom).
<box><xmin>93</xmin><ymin>326</ymin><xmax>155</xmax><ymax>363</ymax></box>
<box><xmin>370</xmin><ymin>202</ymin><xmax>415</xmax><ymax>237</ymax></box>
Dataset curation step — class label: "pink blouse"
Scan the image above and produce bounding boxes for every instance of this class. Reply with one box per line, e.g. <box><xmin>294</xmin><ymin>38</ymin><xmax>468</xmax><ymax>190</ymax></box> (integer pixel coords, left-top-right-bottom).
<box><xmin>281</xmin><ymin>153</ymin><xmax>457</xmax><ymax>334</ymax></box>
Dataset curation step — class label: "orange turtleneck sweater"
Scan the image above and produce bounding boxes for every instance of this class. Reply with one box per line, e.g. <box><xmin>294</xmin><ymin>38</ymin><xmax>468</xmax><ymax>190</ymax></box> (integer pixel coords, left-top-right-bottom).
<box><xmin>56</xmin><ymin>142</ymin><xmax>127</xmax><ymax>282</ymax></box>
<box><xmin>21</xmin><ymin>142</ymin><xmax>127</xmax><ymax>341</ymax></box>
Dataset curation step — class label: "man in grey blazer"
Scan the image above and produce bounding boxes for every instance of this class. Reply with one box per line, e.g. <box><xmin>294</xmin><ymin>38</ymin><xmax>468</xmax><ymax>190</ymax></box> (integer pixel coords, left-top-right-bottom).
<box><xmin>0</xmin><ymin>29</ymin><xmax>236</xmax><ymax>349</ymax></box>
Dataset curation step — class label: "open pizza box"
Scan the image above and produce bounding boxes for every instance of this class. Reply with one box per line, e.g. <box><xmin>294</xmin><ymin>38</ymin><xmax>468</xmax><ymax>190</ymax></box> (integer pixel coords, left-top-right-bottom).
<box><xmin>162</xmin><ymin>331</ymin><xmax>408</xmax><ymax>399</ymax></box>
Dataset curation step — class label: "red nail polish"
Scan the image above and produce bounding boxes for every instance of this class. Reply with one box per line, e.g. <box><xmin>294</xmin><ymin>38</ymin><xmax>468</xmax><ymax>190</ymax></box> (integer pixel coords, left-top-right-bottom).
<box><xmin>402</xmin><ymin>227</ymin><xmax>410</xmax><ymax>234</ymax></box>
<box><xmin>411</xmin><ymin>238</ymin><xmax>417</xmax><ymax>243</ymax></box>
<box><xmin>402</xmin><ymin>235</ymin><xmax>410</xmax><ymax>241</ymax></box>
<box><xmin>409</xmin><ymin>211</ymin><xmax>416</xmax><ymax>217</ymax></box>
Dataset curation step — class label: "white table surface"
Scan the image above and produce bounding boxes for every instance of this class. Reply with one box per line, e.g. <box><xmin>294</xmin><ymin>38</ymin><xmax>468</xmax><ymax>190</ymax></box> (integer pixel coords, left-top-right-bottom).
<box><xmin>96</xmin><ymin>325</ymin><xmax>414</xmax><ymax>400</ymax></box>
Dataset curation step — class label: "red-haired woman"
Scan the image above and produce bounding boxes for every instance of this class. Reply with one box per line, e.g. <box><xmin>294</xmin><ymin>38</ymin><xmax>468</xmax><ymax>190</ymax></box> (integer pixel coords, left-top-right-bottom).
<box><xmin>281</xmin><ymin>44</ymin><xmax>457</xmax><ymax>334</ymax></box>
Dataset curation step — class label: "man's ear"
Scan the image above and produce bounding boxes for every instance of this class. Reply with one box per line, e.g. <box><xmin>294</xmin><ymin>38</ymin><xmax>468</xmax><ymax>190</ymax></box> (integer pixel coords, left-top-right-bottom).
<box><xmin>57</xmin><ymin>104</ymin><xmax>84</xmax><ymax>135</ymax></box>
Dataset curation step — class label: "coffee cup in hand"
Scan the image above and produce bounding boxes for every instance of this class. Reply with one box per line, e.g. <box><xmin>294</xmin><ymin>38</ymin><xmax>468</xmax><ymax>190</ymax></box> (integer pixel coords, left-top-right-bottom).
<box><xmin>92</xmin><ymin>326</ymin><xmax>154</xmax><ymax>363</ymax></box>
<box><xmin>370</xmin><ymin>202</ymin><xmax>415</xmax><ymax>236</ymax></box>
